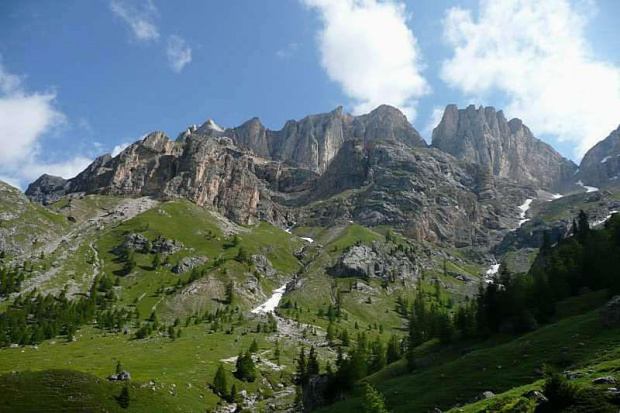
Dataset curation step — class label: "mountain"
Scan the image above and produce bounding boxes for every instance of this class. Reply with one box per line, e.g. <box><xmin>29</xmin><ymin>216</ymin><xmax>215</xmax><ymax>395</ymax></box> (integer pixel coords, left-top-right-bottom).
<box><xmin>431</xmin><ymin>104</ymin><xmax>578</xmax><ymax>191</ymax></box>
<box><xmin>6</xmin><ymin>104</ymin><xmax>620</xmax><ymax>413</ymax></box>
<box><xmin>0</xmin><ymin>180</ymin><xmax>69</xmax><ymax>257</ymax></box>
<box><xmin>25</xmin><ymin>106</ymin><xmax>537</xmax><ymax>250</ymax></box>
<box><xmin>578</xmin><ymin>124</ymin><xmax>620</xmax><ymax>187</ymax></box>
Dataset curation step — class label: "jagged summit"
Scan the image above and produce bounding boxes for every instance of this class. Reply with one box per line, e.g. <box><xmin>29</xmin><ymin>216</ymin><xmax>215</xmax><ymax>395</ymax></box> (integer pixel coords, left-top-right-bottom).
<box><xmin>431</xmin><ymin>104</ymin><xmax>577</xmax><ymax>190</ymax></box>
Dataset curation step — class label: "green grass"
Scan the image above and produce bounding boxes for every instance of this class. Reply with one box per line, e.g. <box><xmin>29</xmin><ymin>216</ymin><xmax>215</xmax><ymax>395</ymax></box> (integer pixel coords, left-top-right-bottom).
<box><xmin>317</xmin><ymin>308</ymin><xmax>620</xmax><ymax>413</ymax></box>
<box><xmin>0</xmin><ymin>369</ymin><xmax>183</xmax><ymax>412</ymax></box>
<box><xmin>0</xmin><ymin>320</ymin><xmax>300</xmax><ymax>412</ymax></box>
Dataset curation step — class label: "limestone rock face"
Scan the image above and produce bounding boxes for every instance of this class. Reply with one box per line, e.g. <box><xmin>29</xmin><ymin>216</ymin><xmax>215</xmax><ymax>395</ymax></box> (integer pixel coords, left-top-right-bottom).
<box><xmin>431</xmin><ymin>105</ymin><xmax>577</xmax><ymax>190</ymax></box>
<box><xmin>23</xmin><ymin>105</ymin><xmax>547</xmax><ymax>249</ymax></box>
<box><xmin>217</xmin><ymin>105</ymin><xmax>425</xmax><ymax>175</ymax></box>
<box><xmin>578</xmin><ymin>125</ymin><xmax>620</xmax><ymax>187</ymax></box>
<box><xmin>329</xmin><ymin>242</ymin><xmax>419</xmax><ymax>281</ymax></box>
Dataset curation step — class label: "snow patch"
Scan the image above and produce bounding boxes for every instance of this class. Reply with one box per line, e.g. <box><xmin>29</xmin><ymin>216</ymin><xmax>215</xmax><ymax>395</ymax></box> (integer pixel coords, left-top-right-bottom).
<box><xmin>205</xmin><ymin>119</ymin><xmax>224</xmax><ymax>132</ymax></box>
<box><xmin>251</xmin><ymin>284</ymin><xmax>287</xmax><ymax>314</ymax></box>
<box><xmin>518</xmin><ymin>199</ymin><xmax>534</xmax><ymax>226</ymax></box>
<box><xmin>576</xmin><ymin>180</ymin><xmax>599</xmax><ymax>193</ymax></box>
<box><xmin>601</xmin><ymin>156</ymin><xmax>611</xmax><ymax>163</ymax></box>
<box><xmin>573</xmin><ymin>168</ymin><xmax>580</xmax><ymax>175</ymax></box>
<box><xmin>550</xmin><ymin>193</ymin><xmax>563</xmax><ymax>200</ymax></box>
<box><xmin>592</xmin><ymin>211</ymin><xmax>618</xmax><ymax>227</ymax></box>
<box><xmin>300</xmin><ymin>237</ymin><xmax>314</xmax><ymax>243</ymax></box>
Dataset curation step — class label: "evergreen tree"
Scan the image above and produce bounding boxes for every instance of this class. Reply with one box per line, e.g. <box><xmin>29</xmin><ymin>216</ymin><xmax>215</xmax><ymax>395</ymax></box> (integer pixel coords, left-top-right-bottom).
<box><xmin>235</xmin><ymin>350</ymin><xmax>257</xmax><ymax>382</ymax></box>
<box><xmin>213</xmin><ymin>363</ymin><xmax>228</xmax><ymax>397</ymax></box>
<box><xmin>151</xmin><ymin>252</ymin><xmax>161</xmax><ymax>270</ymax></box>
<box><xmin>386</xmin><ymin>334</ymin><xmax>401</xmax><ymax>364</ymax></box>
<box><xmin>249</xmin><ymin>338</ymin><xmax>259</xmax><ymax>353</ymax></box>
<box><xmin>296</xmin><ymin>346</ymin><xmax>308</xmax><ymax>384</ymax></box>
<box><xmin>236</xmin><ymin>247</ymin><xmax>250</xmax><ymax>264</ymax></box>
<box><xmin>363</xmin><ymin>384</ymin><xmax>389</xmax><ymax>413</ymax></box>
<box><xmin>225</xmin><ymin>281</ymin><xmax>235</xmax><ymax>305</ymax></box>
<box><xmin>308</xmin><ymin>345</ymin><xmax>320</xmax><ymax>375</ymax></box>
<box><xmin>117</xmin><ymin>386</ymin><xmax>130</xmax><ymax>409</ymax></box>
<box><xmin>116</xmin><ymin>360</ymin><xmax>122</xmax><ymax>374</ymax></box>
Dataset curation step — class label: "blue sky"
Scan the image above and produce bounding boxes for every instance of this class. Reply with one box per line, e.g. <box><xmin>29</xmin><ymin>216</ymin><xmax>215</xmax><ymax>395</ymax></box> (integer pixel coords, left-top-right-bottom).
<box><xmin>1</xmin><ymin>0</ymin><xmax>619</xmax><ymax>188</ymax></box>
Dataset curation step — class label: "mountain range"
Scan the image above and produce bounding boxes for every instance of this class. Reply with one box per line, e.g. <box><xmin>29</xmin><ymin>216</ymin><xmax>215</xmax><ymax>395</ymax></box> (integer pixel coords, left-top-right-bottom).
<box><xmin>1</xmin><ymin>104</ymin><xmax>620</xmax><ymax>413</ymax></box>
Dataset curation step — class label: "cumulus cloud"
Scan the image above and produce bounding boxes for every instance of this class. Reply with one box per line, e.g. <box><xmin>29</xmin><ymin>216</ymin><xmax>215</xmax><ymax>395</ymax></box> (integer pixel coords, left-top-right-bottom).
<box><xmin>422</xmin><ymin>106</ymin><xmax>446</xmax><ymax>141</ymax></box>
<box><xmin>441</xmin><ymin>0</ymin><xmax>620</xmax><ymax>157</ymax></box>
<box><xmin>166</xmin><ymin>35</ymin><xmax>193</xmax><ymax>73</ymax></box>
<box><xmin>0</xmin><ymin>63</ymin><xmax>92</xmax><ymax>188</ymax></box>
<box><xmin>302</xmin><ymin>0</ymin><xmax>430</xmax><ymax>121</ymax></box>
<box><xmin>111</xmin><ymin>142</ymin><xmax>130</xmax><ymax>157</ymax></box>
<box><xmin>110</xmin><ymin>0</ymin><xmax>160</xmax><ymax>41</ymax></box>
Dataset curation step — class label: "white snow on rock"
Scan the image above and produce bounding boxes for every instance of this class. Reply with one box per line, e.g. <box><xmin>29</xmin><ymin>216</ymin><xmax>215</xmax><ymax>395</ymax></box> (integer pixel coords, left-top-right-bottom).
<box><xmin>518</xmin><ymin>199</ymin><xmax>534</xmax><ymax>226</ymax></box>
<box><xmin>300</xmin><ymin>237</ymin><xmax>314</xmax><ymax>243</ymax></box>
<box><xmin>576</xmin><ymin>180</ymin><xmax>599</xmax><ymax>193</ymax></box>
<box><xmin>601</xmin><ymin>156</ymin><xmax>611</xmax><ymax>163</ymax></box>
<box><xmin>592</xmin><ymin>211</ymin><xmax>618</xmax><ymax>227</ymax></box>
<box><xmin>251</xmin><ymin>285</ymin><xmax>287</xmax><ymax>314</ymax></box>
<box><xmin>573</xmin><ymin>168</ymin><xmax>580</xmax><ymax>175</ymax></box>
<box><xmin>550</xmin><ymin>193</ymin><xmax>563</xmax><ymax>200</ymax></box>
<box><xmin>205</xmin><ymin>119</ymin><xmax>224</xmax><ymax>132</ymax></box>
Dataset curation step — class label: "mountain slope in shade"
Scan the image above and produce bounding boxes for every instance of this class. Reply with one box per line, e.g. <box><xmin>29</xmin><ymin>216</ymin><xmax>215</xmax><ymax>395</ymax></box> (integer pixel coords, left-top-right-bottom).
<box><xmin>578</xmin><ymin>124</ymin><xmax>620</xmax><ymax>187</ymax></box>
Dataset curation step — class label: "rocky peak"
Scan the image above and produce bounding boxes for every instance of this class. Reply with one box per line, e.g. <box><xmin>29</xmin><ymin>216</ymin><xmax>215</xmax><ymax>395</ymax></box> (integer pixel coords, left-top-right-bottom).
<box><xmin>431</xmin><ymin>104</ymin><xmax>577</xmax><ymax>190</ymax></box>
<box><xmin>578</xmin><ymin>125</ymin><xmax>620</xmax><ymax>187</ymax></box>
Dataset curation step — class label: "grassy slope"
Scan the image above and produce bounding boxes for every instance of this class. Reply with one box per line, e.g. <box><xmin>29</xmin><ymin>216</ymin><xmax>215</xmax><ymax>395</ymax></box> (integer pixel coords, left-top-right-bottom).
<box><xmin>318</xmin><ymin>302</ymin><xmax>620</xmax><ymax>413</ymax></box>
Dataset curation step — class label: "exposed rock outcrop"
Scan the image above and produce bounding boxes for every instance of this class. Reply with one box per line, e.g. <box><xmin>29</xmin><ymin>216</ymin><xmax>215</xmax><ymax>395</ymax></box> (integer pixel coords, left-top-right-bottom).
<box><xmin>431</xmin><ymin>105</ymin><xmax>577</xmax><ymax>190</ymax></box>
<box><xmin>578</xmin><ymin>125</ymin><xmax>620</xmax><ymax>187</ymax></box>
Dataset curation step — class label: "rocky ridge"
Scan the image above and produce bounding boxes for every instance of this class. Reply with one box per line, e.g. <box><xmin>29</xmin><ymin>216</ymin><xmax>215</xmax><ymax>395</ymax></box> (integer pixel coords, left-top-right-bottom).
<box><xmin>23</xmin><ymin>105</ymin><xmax>589</xmax><ymax>252</ymax></box>
<box><xmin>431</xmin><ymin>104</ymin><xmax>577</xmax><ymax>191</ymax></box>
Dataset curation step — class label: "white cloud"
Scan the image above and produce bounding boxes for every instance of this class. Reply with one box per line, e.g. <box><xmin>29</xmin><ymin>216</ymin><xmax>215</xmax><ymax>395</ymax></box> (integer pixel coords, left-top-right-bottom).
<box><xmin>110</xmin><ymin>0</ymin><xmax>160</xmax><ymax>41</ymax></box>
<box><xmin>422</xmin><ymin>106</ymin><xmax>445</xmax><ymax>141</ymax></box>
<box><xmin>111</xmin><ymin>142</ymin><xmax>130</xmax><ymax>157</ymax></box>
<box><xmin>441</xmin><ymin>0</ymin><xmax>620</xmax><ymax>158</ymax></box>
<box><xmin>302</xmin><ymin>0</ymin><xmax>430</xmax><ymax>121</ymax></box>
<box><xmin>21</xmin><ymin>157</ymin><xmax>93</xmax><ymax>183</ymax></box>
<box><xmin>276</xmin><ymin>42</ymin><xmax>300</xmax><ymax>59</ymax></box>
<box><xmin>166</xmin><ymin>35</ymin><xmax>192</xmax><ymax>73</ymax></box>
<box><xmin>0</xmin><ymin>62</ymin><xmax>92</xmax><ymax>189</ymax></box>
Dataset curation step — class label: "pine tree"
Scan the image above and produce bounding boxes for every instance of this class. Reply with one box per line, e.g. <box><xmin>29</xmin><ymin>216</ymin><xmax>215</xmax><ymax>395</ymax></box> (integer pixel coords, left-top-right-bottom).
<box><xmin>213</xmin><ymin>363</ymin><xmax>228</xmax><ymax>397</ymax></box>
<box><xmin>363</xmin><ymin>383</ymin><xmax>389</xmax><ymax>413</ymax></box>
<box><xmin>225</xmin><ymin>281</ymin><xmax>235</xmax><ymax>305</ymax></box>
<box><xmin>118</xmin><ymin>386</ymin><xmax>130</xmax><ymax>409</ymax></box>
<box><xmin>151</xmin><ymin>252</ymin><xmax>161</xmax><ymax>270</ymax></box>
<box><xmin>116</xmin><ymin>360</ymin><xmax>122</xmax><ymax>374</ymax></box>
<box><xmin>236</xmin><ymin>247</ymin><xmax>250</xmax><ymax>264</ymax></box>
<box><xmin>308</xmin><ymin>345</ymin><xmax>320</xmax><ymax>375</ymax></box>
<box><xmin>168</xmin><ymin>325</ymin><xmax>176</xmax><ymax>340</ymax></box>
<box><xmin>296</xmin><ymin>346</ymin><xmax>308</xmax><ymax>384</ymax></box>
<box><xmin>249</xmin><ymin>338</ymin><xmax>259</xmax><ymax>353</ymax></box>
<box><xmin>386</xmin><ymin>334</ymin><xmax>401</xmax><ymax>364</ymax></box>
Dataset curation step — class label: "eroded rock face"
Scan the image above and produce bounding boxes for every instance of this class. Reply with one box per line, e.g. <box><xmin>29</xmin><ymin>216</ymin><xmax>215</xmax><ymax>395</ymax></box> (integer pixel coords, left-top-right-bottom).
<box><xmin>329</xmin><ymin>242</ymin><xmax>419</xmax><ymax>281</ymax></box>
<box><xmin>431</xmin><ymin>105</ymin><xmax>577</xmax><ymax>190</ymax></box>
<box><xmin>23</xmin><ymin>105</ymin><xmax>548</xmax><ymax>249</ymax></box>
<box><xmin>578</xmin><ymin>125</ymin><xmax>620</xmax><ymax>187</ymax></box>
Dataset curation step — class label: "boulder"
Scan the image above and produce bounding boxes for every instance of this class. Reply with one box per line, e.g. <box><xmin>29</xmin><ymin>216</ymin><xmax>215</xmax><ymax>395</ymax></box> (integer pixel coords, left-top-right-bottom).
<box><xmin>601</xmin><ymin>296</ymin><xmax>620</xmax><ymax>327</ymax></box>
<box><xmin>107</xmin><ymin>371</ymin><xmax>131</xmax><ymax>381</ymax></box>
<box><xmin>172</xmin><ymin>256</ymin><xmax>207</xmax><ymax>274</ymax></box>
<box><xmin>592</xmin><ymin>376</ymin><xmax>617</xmax><ymax>385</ymax></box>
<box><xmin>523</xmin><ymin>390</ymin><xmax>548</xmax><ymax>403</ymax></box>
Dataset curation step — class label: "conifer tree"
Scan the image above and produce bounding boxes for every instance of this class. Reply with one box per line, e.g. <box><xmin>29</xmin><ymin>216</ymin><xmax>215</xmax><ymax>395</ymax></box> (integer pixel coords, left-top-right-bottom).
<box><xmin>213</xmin><ymin>363</ymin><xmax>228</xmax><ymax>397</ymax></box>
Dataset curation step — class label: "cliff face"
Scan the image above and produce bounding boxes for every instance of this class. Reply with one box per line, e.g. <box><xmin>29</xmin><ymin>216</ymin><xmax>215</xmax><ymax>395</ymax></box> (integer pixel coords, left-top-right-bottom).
<box><xmin>578</xmin><ymin>125</ymin><xmax>620</xmax><ymax>187</ymax></box>
<box><xmin>431</xmin><ymin>105</ymin><xmax>577</xmax><ymax>190</ymax></box>
<box><xmin>25</xmin><ymin>105</ymin><xmax>549</xmax><ymax>247</ymax></box>
<box><xmin>198</xmin><ymin>105</ymin><xmax>426</xmax><ymax>175</ymax></box>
